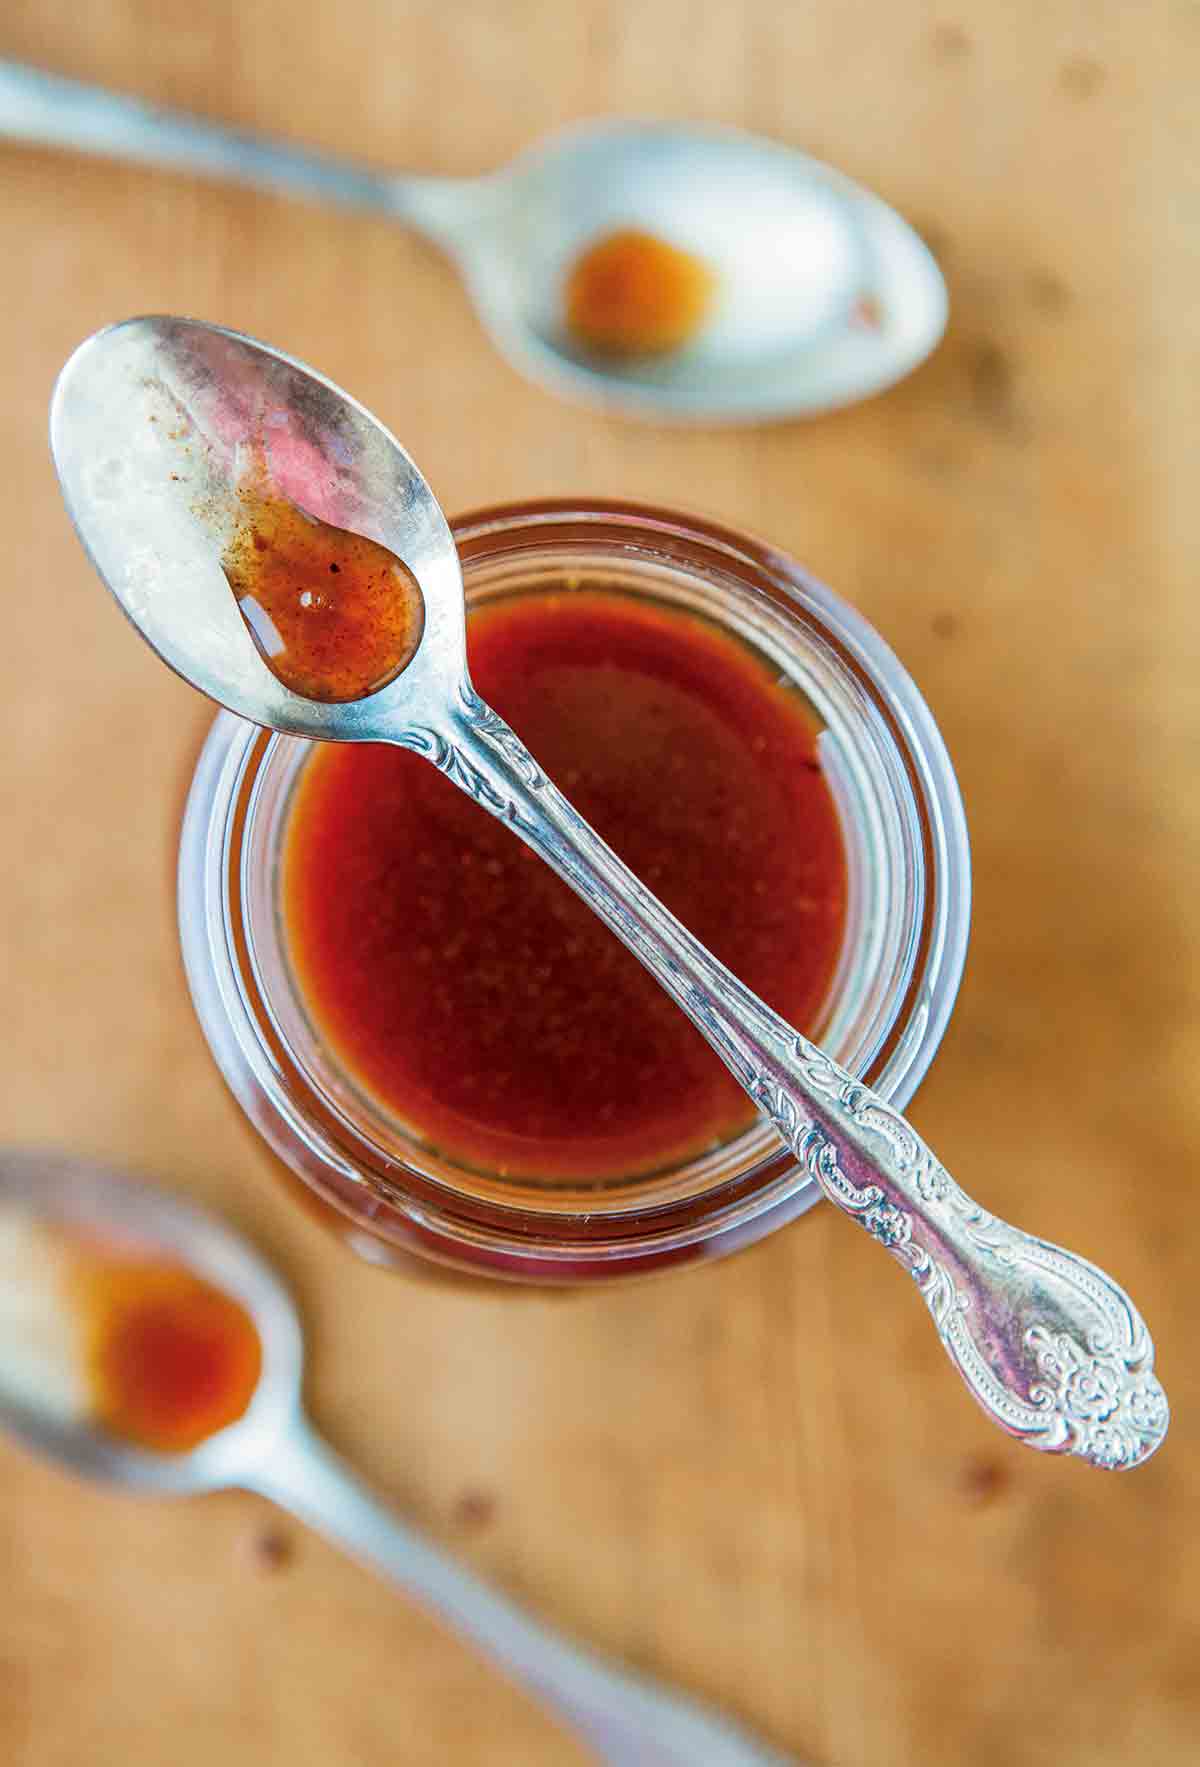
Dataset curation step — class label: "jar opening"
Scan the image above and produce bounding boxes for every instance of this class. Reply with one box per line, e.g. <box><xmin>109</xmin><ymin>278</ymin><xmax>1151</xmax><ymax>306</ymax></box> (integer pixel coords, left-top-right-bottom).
<box><xmin>180</xmin><ymin>502</ymin><xmax>970</xmax><ymax>1280</ymax></box>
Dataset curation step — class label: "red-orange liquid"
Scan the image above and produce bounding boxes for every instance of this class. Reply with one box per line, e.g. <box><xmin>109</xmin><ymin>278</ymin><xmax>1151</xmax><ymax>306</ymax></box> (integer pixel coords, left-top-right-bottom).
<box><xmin>80</xmin><ymin>1260</ymin><xmax>262</xmax><ymax>1453</ymax></box>
<box><xmin>222</xmin><ymin>489</ymin><xmax>423</xmax><ymax>703</ymax></box>
<box><xmin>283</xmin><ymin>589</ymin><xmax>847</xmax><ymax>1181</ymax></box>
<box><xmin>564</xmin><ymin>229</ymin><xmax>716</xmax><ymax>356</ymax></box>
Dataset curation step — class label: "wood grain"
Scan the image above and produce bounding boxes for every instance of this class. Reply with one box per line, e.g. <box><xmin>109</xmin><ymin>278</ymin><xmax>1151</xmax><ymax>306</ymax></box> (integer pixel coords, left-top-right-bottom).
<box><xmin>1</xmin><ymin>3</ymin><xmax>1196</xmax><ymax>1762</ymax></box>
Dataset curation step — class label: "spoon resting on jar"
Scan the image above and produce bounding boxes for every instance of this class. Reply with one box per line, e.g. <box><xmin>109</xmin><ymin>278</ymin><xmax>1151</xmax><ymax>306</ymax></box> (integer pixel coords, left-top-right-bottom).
<box><xmin>51</xmin><ymin>317</ymin><xmax>1168</xmax><ymax>1471</ymax></box>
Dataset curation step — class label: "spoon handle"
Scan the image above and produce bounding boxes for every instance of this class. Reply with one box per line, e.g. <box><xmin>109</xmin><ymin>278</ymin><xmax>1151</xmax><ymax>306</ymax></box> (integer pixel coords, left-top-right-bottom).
<box><xmin>248</xmin><ymin>1412</ymin><xmax>794</xmax><ymax>1766</ymax></box>
<box><xmin>401</xmin><ymin>688</ymin><xmax>1168</xmax><ymax>1471</ymax></box>
<box><xmin>0</xmin><ymin>60</ymin><xmax>461</xmax><ymax>234</ymax></box>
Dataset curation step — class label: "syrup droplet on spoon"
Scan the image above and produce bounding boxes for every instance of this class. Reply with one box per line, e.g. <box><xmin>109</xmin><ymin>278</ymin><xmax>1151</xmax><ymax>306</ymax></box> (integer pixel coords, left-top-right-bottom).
<box><xmin>0</xmin><ymin>1206</ymin><xmax>262</xmax><ymax>1454</ymax></box>
<box><xmin>564</xmin><ymin>228</ymin><xmax>717</xmax><ymax>356</ymax></box>
<box><xmin>222</xmin><ymin>485</ymin><xmax>424</xmax><ymax>703</ymax></box>
<box><xmin>80</xmin><ymin>1255</ymin><xmax>262</xmax><ymax>1453</ymax></box>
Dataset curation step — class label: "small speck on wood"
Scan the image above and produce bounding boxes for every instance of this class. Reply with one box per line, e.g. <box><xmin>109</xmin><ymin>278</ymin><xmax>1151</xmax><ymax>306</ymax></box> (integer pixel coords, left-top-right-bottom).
<box><xmin>968</xmin><ymin>341</ymin><xmax>1027</xmax><ymax>439</ymax></box>
<box><xmin>1027</xmin><ymin>271</ymin><xmax>1071</xmax><ymax>316</ymax></box>
<box><xmin>1059</xmin><ymin>57</ymin><xmax>1105</xmax><ymax>99</ymax></box>
<box><xmin>244</xmin><ymin>1525</ymin><xmax>294</xmax><ymax>1572</ymax></box>
<box><xmin>453</xmin><ymin>1489</ymin><xmax>498</xmax><ymax>1531</ymax></box>
<box><xmin>960</xmin><ymin>1457</ymin><xmax>1010</xmax><ymax>1505</ymax></box>
<box><xmin>931</xmin><ymin>23</ymin><xmax>971</xmax><ymax>60</ymax></box>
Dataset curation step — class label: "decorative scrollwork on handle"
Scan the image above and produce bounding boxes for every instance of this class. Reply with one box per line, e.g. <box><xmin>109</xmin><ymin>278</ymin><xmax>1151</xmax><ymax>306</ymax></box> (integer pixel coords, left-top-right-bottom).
<box><xmin>396</xmin><ymin>683</ymin><xmax>547</xmax><ymax>826</ymax></box>
<box><xmin>749</xmin><ymin>1051</ymin><xmax>1168</xmax><ymax>1470</ymax></box>
<box><xmin>394</xmin><ymin>688</ymin><xmax>1168</xmax><ymax>1471</ymax></box>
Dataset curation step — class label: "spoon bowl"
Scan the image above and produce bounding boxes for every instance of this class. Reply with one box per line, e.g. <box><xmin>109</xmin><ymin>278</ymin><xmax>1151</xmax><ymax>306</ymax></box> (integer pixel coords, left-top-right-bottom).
<box><xmin>51</xmin><ymin>317</ymin><xmax>466</xmax><ymax>741</ymax></box>
<box><xmin>0</xmin><ymin>1148</ymin><xmax>301</xmax><ymax>1497</ymax></box>
<box><xmin>445</xmin><ymin>120</ymin><xmax>944</xmax><ymax>419</ymax></box>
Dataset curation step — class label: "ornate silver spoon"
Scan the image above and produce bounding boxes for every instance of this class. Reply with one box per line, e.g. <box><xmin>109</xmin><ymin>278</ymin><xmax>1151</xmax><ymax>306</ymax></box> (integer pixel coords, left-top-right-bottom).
<box><xmin>51</xmin><ymin>317</ymin><xmax>1168</xmax><ymax>1470</ymax></box>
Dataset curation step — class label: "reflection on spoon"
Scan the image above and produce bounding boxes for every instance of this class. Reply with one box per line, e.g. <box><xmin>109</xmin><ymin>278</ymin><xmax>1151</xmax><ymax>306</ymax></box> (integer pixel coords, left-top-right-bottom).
<box><xmin>0</xmin><ymin>1150</ymin><xmax>793</xmax><ymax>1767</ymax></box>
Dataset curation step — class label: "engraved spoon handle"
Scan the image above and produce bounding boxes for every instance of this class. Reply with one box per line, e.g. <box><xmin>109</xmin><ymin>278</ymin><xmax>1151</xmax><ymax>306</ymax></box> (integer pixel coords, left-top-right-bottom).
<box><xmin>400</xmin><ymin>688</ymin><xmax>1168</xmax><ymax>1470</ymax></box>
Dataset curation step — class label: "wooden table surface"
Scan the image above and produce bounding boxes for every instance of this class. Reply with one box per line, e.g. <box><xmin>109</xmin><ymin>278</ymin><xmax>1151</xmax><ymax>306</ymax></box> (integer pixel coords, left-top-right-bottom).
<box><xmin>2</xmin><ymin>4</ymin><xmax>1196</xmax><ymax>1763</ymax></box>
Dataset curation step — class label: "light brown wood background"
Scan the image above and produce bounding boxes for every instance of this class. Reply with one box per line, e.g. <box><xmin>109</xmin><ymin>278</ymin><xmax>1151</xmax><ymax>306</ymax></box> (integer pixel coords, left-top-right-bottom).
<box><xmin>1</xmin><ymin>3</ymin><xmax>1196</xmax><ymax>1762</ymax></box>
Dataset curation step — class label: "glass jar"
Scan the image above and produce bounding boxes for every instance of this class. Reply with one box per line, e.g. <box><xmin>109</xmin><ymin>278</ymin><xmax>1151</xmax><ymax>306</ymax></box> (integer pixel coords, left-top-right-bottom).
<box><xmin>179</xmin><ymin>501</ymin><xmax>970</xmax><ymax>1283</ymax></box>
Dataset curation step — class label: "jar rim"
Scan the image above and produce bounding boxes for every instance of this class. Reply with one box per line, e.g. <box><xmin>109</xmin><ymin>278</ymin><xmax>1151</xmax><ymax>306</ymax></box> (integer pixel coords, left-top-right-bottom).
<box><xmin>180</xmin><ymin>499</ymin><xmax>971</xmax><ymax>1280</ymax></box>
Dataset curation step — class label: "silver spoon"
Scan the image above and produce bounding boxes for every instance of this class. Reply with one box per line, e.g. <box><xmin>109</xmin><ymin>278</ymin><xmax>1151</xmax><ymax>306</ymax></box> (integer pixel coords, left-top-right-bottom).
<box><xmin>51</xmin><ymin>317</ymin><xmax>1168</xmax><ymax>1472</ymax></box>
<box><xmin>2</xmin><ymin>58</ymin><xmax>945</xmax><ymax>421</ymax></box>
<box><xmin>0</xmin><ymin>1148</ymin><xmax>791</xmax><ymax>1765</ymax></box>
